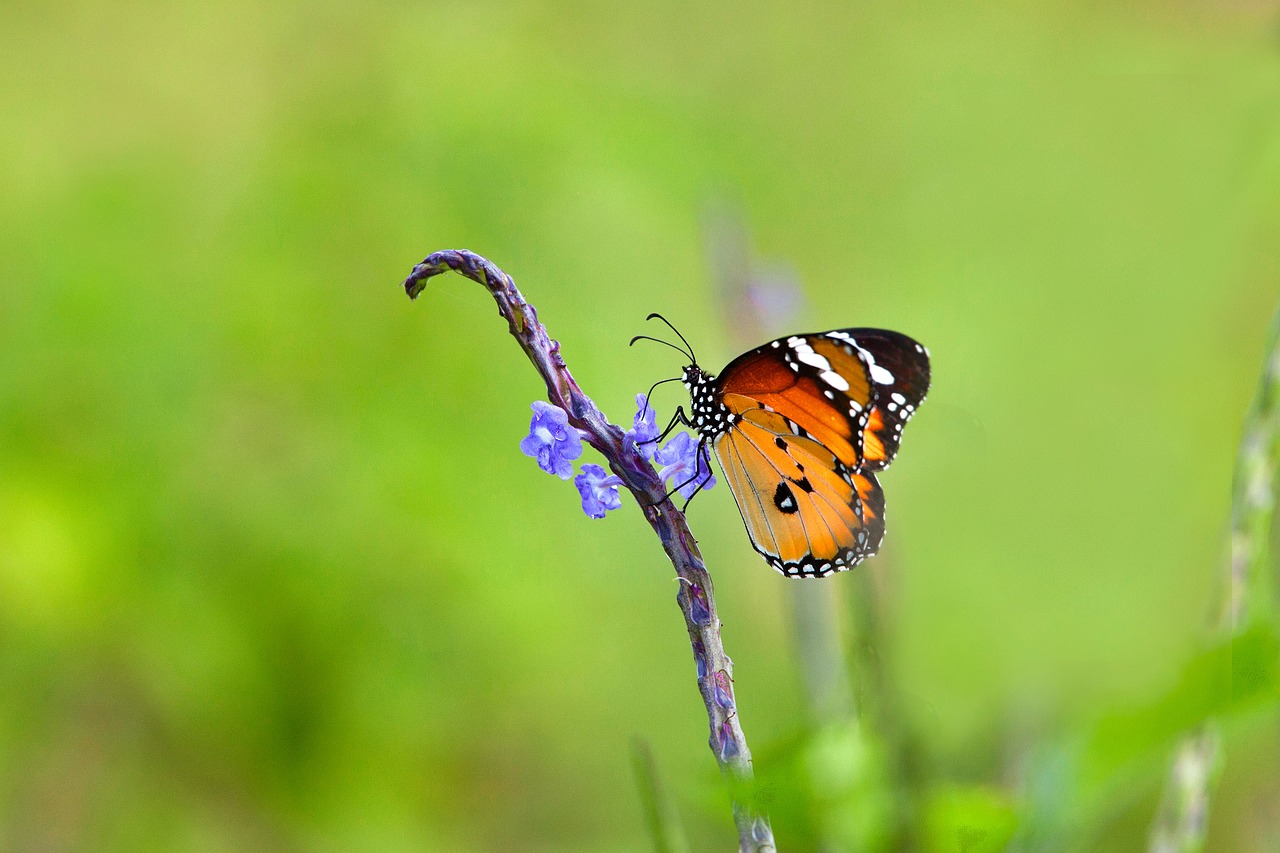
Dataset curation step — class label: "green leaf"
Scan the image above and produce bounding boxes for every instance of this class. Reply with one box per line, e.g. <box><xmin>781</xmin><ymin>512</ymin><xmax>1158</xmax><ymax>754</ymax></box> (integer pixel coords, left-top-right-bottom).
<box><xmin>922</xmin><ymin>784</ymin><xmax>1019</xmax><ymax>853</ymax></box>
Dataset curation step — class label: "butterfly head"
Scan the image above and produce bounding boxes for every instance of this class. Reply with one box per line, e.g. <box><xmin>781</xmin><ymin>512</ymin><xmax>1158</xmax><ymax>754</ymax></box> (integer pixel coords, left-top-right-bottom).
<box><xmin>682</xmin><ymin>364</ymin><xmax>730</xmax><ymax>438</ymax></box>
<box><xmin>630</xmin><ymin>314</ymin><xmax>730</xmax><ymax>437</ymax></box>
<box><xmin>680</xmin><ymin>363</ymin><xmax>709</xmax><ymax>388</ymax></box>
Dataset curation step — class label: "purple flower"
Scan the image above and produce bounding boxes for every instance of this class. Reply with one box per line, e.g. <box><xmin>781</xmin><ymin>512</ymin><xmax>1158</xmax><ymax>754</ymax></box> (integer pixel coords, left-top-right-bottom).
<box><xmin>716</xmin><ymin>720</ymin><xmax>740</xmax><ymax>762</ymax></box>
<box><xmin>688</xmin><ymin>582</ymin><xmax>712</xmax><ymax>625</ymax></box>
<box><xmin>625</xmin><ymin>393</ymin><xmax>660</xmax><ymax>461</ymax></box>
<box><xmin>519</xmin><ymin>401</ymin><xmax>582</xmax><ymax>479</ymax></box>
<box><xmin>710</xmin><ymin>670</ymin><xmax>735</xmax><ymax>710</ymax></box>
<box><xmin>574</xmin><ymin>463</ymin><xmax>625</xmax><ymax>519</ymax></box>
<box><xmin>654</xmin><ymin>431</ymin><xmax>716</xmax><ymax>500</ymax></box>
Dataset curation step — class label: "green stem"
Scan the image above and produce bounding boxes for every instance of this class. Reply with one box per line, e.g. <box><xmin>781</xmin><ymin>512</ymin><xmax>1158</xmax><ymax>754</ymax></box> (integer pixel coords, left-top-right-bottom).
<box><xmin>632</xmin><ymin>739</ymin><xmax>692</xmax><ymax>853</ymax></box>
<box><xmin>1148</xmin><ymin>303</ymin><xmax>1280</xmax><ymax>852</ymax></box>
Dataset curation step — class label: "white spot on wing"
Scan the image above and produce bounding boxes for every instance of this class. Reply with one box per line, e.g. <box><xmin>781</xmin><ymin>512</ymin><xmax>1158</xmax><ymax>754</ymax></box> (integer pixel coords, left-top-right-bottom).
<box><xmin>870</xmin><ymin>364</ymin><xmax>895</xmax><ymax>385</ymax></box>
<box><xmin>846</xmin><ymin>337</ymin><xmax>895</xmax><ymax>386</ymax></box>
<box><xmin>820</xmin><ymin>370</ymin><xmax>849</xmax><ymax>391</ymax></box>
<box><xmin>795</xmin><ymin>349</ymin><xmax>831</xmax><ymax>371</ymax></box>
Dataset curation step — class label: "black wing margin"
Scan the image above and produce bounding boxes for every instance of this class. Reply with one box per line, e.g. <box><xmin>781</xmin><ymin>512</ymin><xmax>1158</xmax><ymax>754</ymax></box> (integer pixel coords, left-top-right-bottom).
<box><xmin>821</xmin><ymin>328</ymin><xmax>930</xmax><ymax>471</ymax></box>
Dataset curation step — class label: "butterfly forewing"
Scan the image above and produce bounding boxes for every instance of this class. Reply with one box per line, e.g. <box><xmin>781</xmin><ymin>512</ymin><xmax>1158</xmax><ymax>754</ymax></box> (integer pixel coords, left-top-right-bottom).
<box><xmin>826</xmin><ymin>329</ymin><xmax>930</xmax><ymax>470</ymax></box>
<box><xmin>715</xmin><ymin>335</ymin><xmax>878</xmax><ymax>468</ymax></box>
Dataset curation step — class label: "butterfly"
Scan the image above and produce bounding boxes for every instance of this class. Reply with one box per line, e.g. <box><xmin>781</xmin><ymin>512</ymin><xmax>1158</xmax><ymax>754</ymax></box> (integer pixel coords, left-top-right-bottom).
<box><xmin>635</xmin><ymin>315</ymin><xmax>930</xmax><ymax>578</ymax></box>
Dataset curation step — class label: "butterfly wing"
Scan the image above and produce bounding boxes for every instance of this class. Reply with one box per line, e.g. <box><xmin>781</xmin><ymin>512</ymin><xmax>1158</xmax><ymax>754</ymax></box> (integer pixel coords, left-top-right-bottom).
<box><xmin>713</xmin><ymin>328</ymin><xmax>930</xmax><ymax>470</ymax></box>
<box><xmin>713</xmin><ymin>408</ymin><xmax>884</xmax><ymax>577</ymax></box>
<box><xmin>707</xmin><ymin>328</ymin><xmax>927</xmax><ymax>577</ymax></box>
<box><xmin>713</xmin><ymin>333</ymin><xmax>879</xmax><ymax>468</ymax></box>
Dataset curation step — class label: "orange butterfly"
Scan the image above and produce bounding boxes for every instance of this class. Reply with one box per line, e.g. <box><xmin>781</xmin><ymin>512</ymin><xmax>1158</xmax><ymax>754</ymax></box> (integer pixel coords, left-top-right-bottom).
<box><xmin>638</xmin><ymin>317</ymin><xmax>930</xmax><ymax>578</ymax></box>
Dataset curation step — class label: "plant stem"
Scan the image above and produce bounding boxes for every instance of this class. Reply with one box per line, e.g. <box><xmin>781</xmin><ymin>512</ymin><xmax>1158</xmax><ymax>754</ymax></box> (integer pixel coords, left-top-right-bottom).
<box><xmin>404</xmin><ymin>249</ymin><xmax>776</xmax><ymax>853</ymax></box>
<box><xmin>1148</xmin><ymin>304</ymin><xmax>1280</xmax><ymax>852</ymax></box>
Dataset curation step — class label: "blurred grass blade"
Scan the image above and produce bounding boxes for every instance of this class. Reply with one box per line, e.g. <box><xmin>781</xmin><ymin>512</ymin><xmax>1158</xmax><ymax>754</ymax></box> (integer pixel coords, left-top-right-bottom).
<box><xmin>1148</xmin><ymin>729</ymin><xmax>1221</xmax><ymax>853</ymax></box>
<box><xmin>1148</xmin><ymin>302</ymin><xmax>1280</xmax><ymax>852</ymax></box>
<box><xmin>789</xmin><ymin>583</ymin><xmax>856</xmax><ymax>723</ymax></box>
<box><xmin>1223</xmin><ymin>306</ymin><xmax>1280</xmax><ymax>627</ymax></box>
<box><xmin>631</xmin><ymin>739</ymin><xmax>692</xmax><ymax>853</ymax></box>
<box><xmin>1084</xmin><ymin>622</ymin><xmax>1279</xmax><ymax>788</ymax></box>
<box><xmin>704</xmin><ymin>209</ymin><xmax>854</xmax><ymax>725</ymax></box>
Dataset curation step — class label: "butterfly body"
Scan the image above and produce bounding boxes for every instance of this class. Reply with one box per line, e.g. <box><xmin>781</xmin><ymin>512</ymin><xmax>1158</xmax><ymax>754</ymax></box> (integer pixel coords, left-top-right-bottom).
<box><xmin>680</xmin><ymin>328</ymin><xmax>930</xmax><ymax>578</ymax></box>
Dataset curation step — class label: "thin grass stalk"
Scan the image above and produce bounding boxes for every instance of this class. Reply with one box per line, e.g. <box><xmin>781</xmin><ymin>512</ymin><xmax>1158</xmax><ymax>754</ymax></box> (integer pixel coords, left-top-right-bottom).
<box><xmin>707</xmin><ymin>212</ymin><xmax>924</xmax><ymax>850</ymax></box>
<box><xmin>632</xmin><ymin>738</ymin><xmax>693</xmax><ymax>853</ymax></box>
<box><xmin>403</xmin><ymin>249</ymin><xmax>775</xmax><ymax>853</ymax></box>
<box><xmin>705</xmin><ymin>210</ymin><xmax>856</xmax><ymax>726</ymax></box>
<box><xmin>1148</xmin><ymin>304</ymin><xmax>1280</xmax><ymax>852</ymax></box>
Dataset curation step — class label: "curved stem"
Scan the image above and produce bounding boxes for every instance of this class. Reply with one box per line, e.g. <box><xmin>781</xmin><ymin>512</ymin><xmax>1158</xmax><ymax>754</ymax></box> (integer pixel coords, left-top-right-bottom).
<box><xmin>404</xmin><ymin>249</ymin><xmax>776</xmax><ymax>852</ymax></box>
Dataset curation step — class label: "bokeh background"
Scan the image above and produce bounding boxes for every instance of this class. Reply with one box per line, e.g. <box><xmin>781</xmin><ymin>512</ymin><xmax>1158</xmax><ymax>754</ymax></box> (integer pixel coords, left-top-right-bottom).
<box><xmin>3</xmin><ymin>1</ymin><xmax>1280</xmax><ymax>850</ymax></box>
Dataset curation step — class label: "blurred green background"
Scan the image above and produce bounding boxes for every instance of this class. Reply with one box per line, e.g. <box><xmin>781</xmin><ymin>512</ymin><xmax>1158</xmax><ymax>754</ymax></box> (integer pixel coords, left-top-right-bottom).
<box><xmin>2</xmin><ymin>1</ymin><xmax>1280</xmax><ymax>850</ymax></box>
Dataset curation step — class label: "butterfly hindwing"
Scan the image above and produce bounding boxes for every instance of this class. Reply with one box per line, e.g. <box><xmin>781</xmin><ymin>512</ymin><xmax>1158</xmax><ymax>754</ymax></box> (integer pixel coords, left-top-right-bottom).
<box><xmin>712</xmin><ymin>410</ymin><xmax>884</xmax><ymax>578</ymax></box>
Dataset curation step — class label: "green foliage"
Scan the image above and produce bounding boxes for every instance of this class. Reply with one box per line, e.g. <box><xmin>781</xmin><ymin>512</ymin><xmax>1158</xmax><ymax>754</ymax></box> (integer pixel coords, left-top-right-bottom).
<box><xmin>752</xmin><ymin>721</ymin><xmax>899</xmax><ymax>850</ymax></box>
<box><xmin>2</xmin><ymin>0</ymin><xmax>1279</xmax><ymax>850</ymax></box>
<box><xmin>922</xmin><ymin>785</ymin><xmax>1018</xmax><ymax>853</ymax></box>
<box><xmin>1009</xmin><ymin>621</ymin><xmax>1280</xmax><ymax>847</ymax></box>
<box><xmin>1081</xmin><ymin>622</ymin><xmax>1280</xmax><ymax>792</ymax></box>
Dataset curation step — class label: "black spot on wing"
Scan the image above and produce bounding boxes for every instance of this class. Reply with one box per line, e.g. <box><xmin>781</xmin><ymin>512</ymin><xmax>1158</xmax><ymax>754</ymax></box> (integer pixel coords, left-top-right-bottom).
<box><xmin>773</xmin><ymin>482</ymin><xmax>799</xmax><ymax>514</ymax></box>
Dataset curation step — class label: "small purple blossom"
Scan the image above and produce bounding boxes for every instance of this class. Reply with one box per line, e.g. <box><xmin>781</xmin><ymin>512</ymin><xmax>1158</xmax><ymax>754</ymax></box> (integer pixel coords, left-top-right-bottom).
<box><xmin>519</xmin><ymin>401</ymin><xmax>582</xmax><ymax>479</ymax></box>
<box><xmin>625</xmin><ymin>393</ymin><xmax>660</xmax><ymax>461</ymax></box>
<box><xmin>574</xmin><ymin>463</ymin><xmax>624</xmax><ymax>519</ymax></box>
<box><xmin>711</xmin><ymin>671</ymin><xmax>735</xmax><ymax>710</ymax></box>
<box><xmin>688</xmin><ymin>581</ymin><xmax>712</xmax><ymax>626</ymax></box>
<box><xmin>716</xmin><ymin>720</ymin><xmax>741</xmax><ymax>761</ymax></box>
<box><xmin>693</xmin><ymin>638</ymin><xmax>708</xmax><ymax>679</ymax></box>
<box><xmin>655</xmin><ymin>431</ymin><xmax>716</xmax><ymax>500</ymax></box>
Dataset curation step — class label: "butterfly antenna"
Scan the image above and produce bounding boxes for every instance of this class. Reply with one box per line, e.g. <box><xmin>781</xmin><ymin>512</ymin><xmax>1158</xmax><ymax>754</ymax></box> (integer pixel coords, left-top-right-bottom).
<box><xmin>629</xmin><ymin>335</ymin><xmax>694</xmax><ymax>362</ymax></box>
<box><xmin>645</xmin><ymin>313</ymin><xmax>698</xmax><ymax>366</ymax></box>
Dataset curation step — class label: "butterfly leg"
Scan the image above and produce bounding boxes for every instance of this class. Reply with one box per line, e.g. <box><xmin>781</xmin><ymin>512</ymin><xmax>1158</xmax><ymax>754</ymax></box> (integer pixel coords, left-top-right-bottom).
<box><xmin>678</xmin><ymin>438</ymin><xmax>715</xmax><ymax>513</ymax></box>
<box><xmin>639</xmin><ymin>406</ymin><xmax>694</xmax><ymax>450</ymax></box>
<box><xmin>654</xmin><ymin>437</ymin><xmax>714</xmax><ymax>511</ymax></box>
<box><xmin>647</xmin><ymin>441</ymin><xmax>715</xmax><ymax>508</ymax></box>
